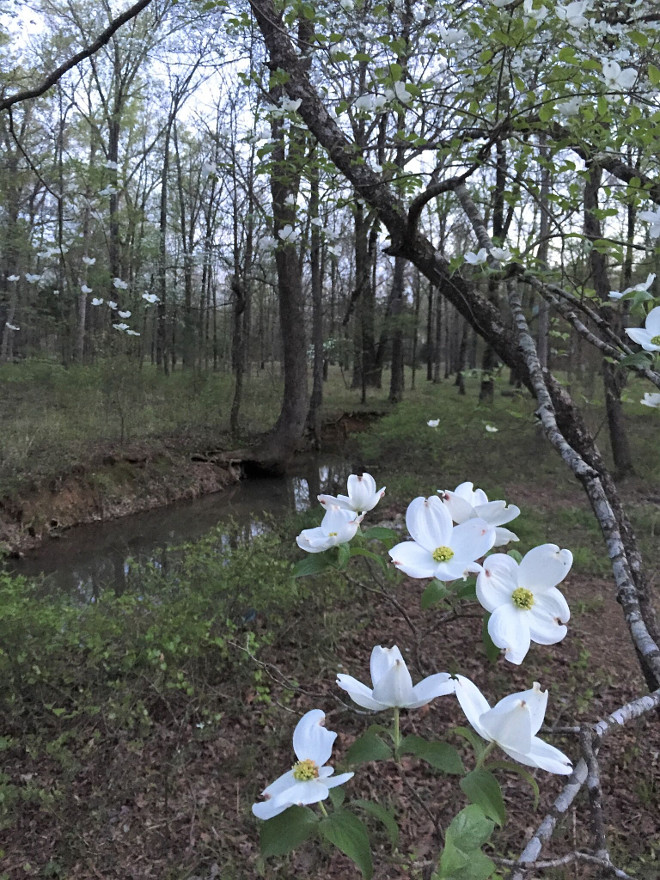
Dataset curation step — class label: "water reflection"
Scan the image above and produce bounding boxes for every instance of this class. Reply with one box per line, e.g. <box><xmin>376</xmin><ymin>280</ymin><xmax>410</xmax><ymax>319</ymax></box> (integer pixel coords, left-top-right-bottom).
<box><xmin>11</xmin><ymin>457</ymin><xmax>351</xmax><ymax>600</ymax></box>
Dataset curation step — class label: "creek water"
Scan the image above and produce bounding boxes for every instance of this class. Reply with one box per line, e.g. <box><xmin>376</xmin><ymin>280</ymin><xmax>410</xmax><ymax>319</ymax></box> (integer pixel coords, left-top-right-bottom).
<box><xmin>10</xmin><ymin>457</ymin><xmax>351</xmax><ymax>600</ymax></box>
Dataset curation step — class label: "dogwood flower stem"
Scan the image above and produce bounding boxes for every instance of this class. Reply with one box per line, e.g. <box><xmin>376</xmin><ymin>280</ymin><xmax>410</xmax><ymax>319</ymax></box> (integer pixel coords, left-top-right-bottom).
<box><xmin>318</xmin><ymin>801</ymin><xmax>328</xmax><ymax>817</ymax></box>
<box><xmin>393</xmin><ymin>707</ymin><xmax>401</xmax><ymax>758</ymax></box>
<box><xmin>476</xmin><ymin>741</ymin><xmax>497</xmax><ymax>768</ymax></box>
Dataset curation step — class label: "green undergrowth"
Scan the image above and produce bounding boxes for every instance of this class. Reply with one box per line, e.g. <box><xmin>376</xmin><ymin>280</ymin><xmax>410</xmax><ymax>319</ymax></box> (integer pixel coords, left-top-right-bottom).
<box><xmin>0</xmin><ymin>521</ymin><xmax>349</xmax><ymax>836</ymax></box>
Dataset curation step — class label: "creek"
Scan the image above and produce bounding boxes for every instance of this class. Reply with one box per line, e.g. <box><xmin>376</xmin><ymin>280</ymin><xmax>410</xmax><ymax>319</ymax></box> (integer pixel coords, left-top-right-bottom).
<box><xmin>10</xmin><ymin>456</ymin><xmax>351</xmax><ymax>600</ymax></box>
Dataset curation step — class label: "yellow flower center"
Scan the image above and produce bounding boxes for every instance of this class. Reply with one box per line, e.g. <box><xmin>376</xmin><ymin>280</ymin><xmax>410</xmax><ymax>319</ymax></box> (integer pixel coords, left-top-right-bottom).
<box><xmin>651</xmin><ymin>335</ymin><xmax>660</xmax><ymax>346</ymax></box>
<box><xmin>511</xmin><ymin>587</ymin><xmax>535</xmax><ymax>610</ymax></box>
<box><xmin>292</xmin><ymin>759</ymin><xmax>319</xmax><ymax>781</ymax></box>
<box><xmin>432</xmin><ymin>545</ymin><xmax>455</xmax><ymax>563</ymax></box>
<box><xmin>328</xmin><ymin>531</ymin><xmax>338</xmax><ymax>537</ymax></box>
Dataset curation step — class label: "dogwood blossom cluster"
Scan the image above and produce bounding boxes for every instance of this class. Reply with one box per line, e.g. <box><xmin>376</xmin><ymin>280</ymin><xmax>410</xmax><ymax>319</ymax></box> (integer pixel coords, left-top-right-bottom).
<box><xmin>254</xmin><ymin>475</ymin><xmax>576</xmax><ymax>824</ymax></box>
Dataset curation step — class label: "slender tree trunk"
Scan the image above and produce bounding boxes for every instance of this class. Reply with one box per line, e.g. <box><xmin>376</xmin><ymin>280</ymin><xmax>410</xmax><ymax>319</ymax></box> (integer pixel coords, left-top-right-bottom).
<box><xmin>584</xmin><ymin>164</ymin><xmax>635</xmax><ymax>478</ymax></box>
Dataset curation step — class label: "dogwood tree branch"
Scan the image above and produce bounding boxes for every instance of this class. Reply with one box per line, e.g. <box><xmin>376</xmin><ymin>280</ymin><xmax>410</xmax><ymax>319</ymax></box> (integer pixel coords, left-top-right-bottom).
<box><xmin>0</xmin><ymin>0</ymin><xmax>155</xmax><ymax>112</ymax></box>
<box><xmin>249</xmin><ymin>0</ymin><xmax>660</xmax><ymax>692</ymax></box>
<box><xmin>510</xmin><ymin>688</ymin><xmax>660</xmax><ymax>879</ymax></box>
<box><xmin>509</xmin><ymin>285</ymin><xmax>660</xmax><ymax>685</ymax></box>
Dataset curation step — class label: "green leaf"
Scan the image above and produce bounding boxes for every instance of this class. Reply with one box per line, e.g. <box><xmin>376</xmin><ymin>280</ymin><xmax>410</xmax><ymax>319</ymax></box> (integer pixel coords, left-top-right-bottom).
<box><xmin>435</xmin><ymin>806</ymin><xmax>496</xmax><ymax>880</ymax></box>
<box><xmin>436</xmin><ymin>845</ymin><xmax>495</xmax><ymax>880</ymax></box>
<box><xmin>362</xmin><ymin>526</ymin><xmax>398</xmax><ymax>547</ymax></box>
<box><xmin>353</xmin><ymin>799</ymin><xmax>399</xmax><ymax>846</ymax></box>
<box><xmin>558</xmin><ymin>46</ymin><xmax>576</xmax><ymax>63</ymax></box>
<box><xmin>421</xmin><ymin>579</ymin><xmax>449</xmax><ymax>609</ymax></box>
<box><xmin>481</xmin><ymin>616</ymin><xmax>500</xmax><ymax>664</ymax></box>
<box><xmin>507</xmin><ymin>548</ymin><xmax>523</xmax><ymax>564</ymax></box>
<box><xmin>452</xmin><ymin>577</ymin><xmax>477</xmax><ymax>600</ymax></box>
<box><xmin>348</xmin><ymin>547</ymin><xmax>387</xmax><ymax>570</ymax></box>
<box><xmin>446</xmin><ymin>804</ymin><xmax>494</xmax><ymax>850</ymax></box>
<box><xmin>400</xmin><ymin>735</ymin><xmax>464</xmax><ymax>774</ymax></box>
<box><xmin>346</xmin><ymin>729</ymin><xmax>392</xmax><ymax>764</ymax></box>
<box><xmin>259</xmin><ymin>805</ymin><xmax>318</xmax><ymax>858</ymax></box>
<box><xmin>460</xmin><ymin>769</ymin><xmax>506</xmax><ymax>826</ymax></box>
<box><xmin>292</xmin><ymin>554</ymin><xmax>332</xmax><ymax>578</ymax></box>
<box><xmin>329</xmin><ymin>786</ymin><xmax>346</xmax><ymax>809</ymax></box>
<box><xmin>486</xmin><ymin>760</ymin><xmax>540</xmax><ymax>809</ymax></box>
<box><xmin>337</xmin><ymin>542</ymin><xmax>351</xmax><ymax>569</ymax></box>
<box><xmin>319</xmin><ymin>809</ymin><xmax>373</xmax><ymax>879</ymax></box>
<box><xmin>619</xmin><ymin>350</ymin><xmax>654</xmax><ymax>368</ymax></box>
<box><xmin>451</xmin><ymin>726</ymin><xmax>487</xmax><ymax>760</ymax></box>
<box><xmin>649</xmin><ymin>64</ymin><xmax>660</xmax><ymax>86</ymax></box>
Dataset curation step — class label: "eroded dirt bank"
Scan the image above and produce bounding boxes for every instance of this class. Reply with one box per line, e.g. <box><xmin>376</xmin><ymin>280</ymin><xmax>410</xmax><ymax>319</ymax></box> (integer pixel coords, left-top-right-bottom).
<box><xmin>0</xmin><ymin>441</ymin><xmax>241</xmax><ymax>555</ymax></box>
<box><xmin>0</xmin><ymin>412</ymin><xmax>377</xmax><ymax>556</ymax></box>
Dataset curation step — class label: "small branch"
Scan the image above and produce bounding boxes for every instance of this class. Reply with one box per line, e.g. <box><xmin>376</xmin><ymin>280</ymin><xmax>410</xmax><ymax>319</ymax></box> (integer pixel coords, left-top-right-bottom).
<box><xmin>510</xmin><ymin>688</ymin><xmax>660</xmax><ymax>879</ymax></box>
<box><xmin>0</xmin><ymin>0</ymin><xmax>155</xmax><ymax>112</ymax></box>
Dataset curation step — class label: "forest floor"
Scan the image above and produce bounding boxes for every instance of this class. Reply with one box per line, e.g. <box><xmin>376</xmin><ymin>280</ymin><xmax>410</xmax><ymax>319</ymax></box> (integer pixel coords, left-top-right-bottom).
<box><xmin>1</xmin><ymin>367</ymin><xmax>659</xmax><ymax>879</ymax></box>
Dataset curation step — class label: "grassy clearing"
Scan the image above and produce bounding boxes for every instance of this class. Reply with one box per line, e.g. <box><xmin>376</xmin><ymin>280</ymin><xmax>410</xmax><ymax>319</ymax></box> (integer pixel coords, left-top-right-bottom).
<box><xmin>1</xmin><ymin>361</ymin><xmax>659</xmax><ymax>877</ymax></box>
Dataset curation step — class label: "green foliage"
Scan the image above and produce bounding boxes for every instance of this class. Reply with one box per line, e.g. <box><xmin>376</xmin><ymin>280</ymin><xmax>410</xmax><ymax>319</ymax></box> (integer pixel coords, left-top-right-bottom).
<box><xmin>346</xmin><ymin>727</ymin><xmax>393</xmax><ymax>764</ymax></box>
<box><xmin>460</xmin><ymin>769</ymin><xmax>507</xmax><ymax>827</ymax></box>
<box><xmin>319</xmin><ymin>808</ymin><xmax>373</xmax><ymax>880</ymax></box>
<box><xmin>435</xmin><ymin>805</ymin><xmax>496</xmax><ymax>880</ymax></box>
<box><xmin>400</xmin><ymin>735</ymin><xmax>465</xmax><ymax>774</ymax></box>
<box><xmin>259</xmin><ymin>805</ymin><xmax>318</xmax><ymax>857</ymax></box>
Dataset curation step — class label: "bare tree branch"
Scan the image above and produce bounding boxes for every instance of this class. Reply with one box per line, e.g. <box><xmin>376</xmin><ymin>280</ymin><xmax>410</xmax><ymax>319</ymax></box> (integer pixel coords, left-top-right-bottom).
<box><xmin>0</xmin><ymin>0</ymin><xmax>155</xmax><ymax>113</ymax></box>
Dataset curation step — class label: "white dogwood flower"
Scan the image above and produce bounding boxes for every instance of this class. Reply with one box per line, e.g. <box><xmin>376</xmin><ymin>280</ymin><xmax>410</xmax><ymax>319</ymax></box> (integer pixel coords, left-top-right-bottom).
<box><xmin>118</xmin><ymin>310</ymin><xmax>131</xmax><ymax>319</ymax></box>
<box><xmin>476</xmin><ymin>544</ymin><xmax>572</xmax><ymax>664</ymax></box>
<box><xmin>389</xmin><ymin>495</ymin><xmax>494</xmax><ymax>581</ymax></box>
<box><xmin>625</xmin><ymin>307</ymin><xmax>660</xmax><ymax>352</ymax></box>
<box><xmin>252</xmin><ymin>710</ymin><xmax>354</xmax><ymax>820</ymax></box>
<box><xmin>337</xmin><ymin>645</ymin><xmax>454</xmax><ymax>710</ymax></box>
<box><xmin>142</xmin><ymin>293</ymin><xmax>159</xmax><ymax>304</ymax></box>
<box><xmin>91</xmin><ymin>298</ymin><xmax>103</xmax><ymax>306</ymax></box>
<box><xmin>81</xmin><ymin>284</ymin><xmax>93</xmax><ymax>295</ymax></box>
<box><xmin>641</xmin><ymin>393</ymin><xmax>660</xmax><ymax>408</ymax></box>
<box><xmin>7</xmin><ymin>274</ymin><xmax>19</xmax><ymax>282</ymax></box>
<box><xmin>439</xmin><ymin>482</ymin><xmax>519</xmax><ymax>546</ymax></box>
<box><xmin>427</xmin><ymin>419</ymin><xmax>440</xmax><ymax>428</ymax></box>
<box><xmin>82</xmin><ymin>255</ymin><xmax>96</xmax><ymax>266</ymax></box>
<box><xmin>113</xmin><ymin>277</ymin><xmax>129</xmax><ymax>290</ymax></box>
<box><xmin>318</xmin><ymin>472</ymin><xmax>385</xmax><ymax>514</ymax></box>
<box><xmin>639</xmin><ymin>209</ymin><xmax>660</xmax><ymax>239</ymax></box>
<box><xmin>610</xmin><ymin>273</ymin><xmax>655</xmax><ymax>300</ymax></box>
<box><xmin>296</xmin><ymin>505</ymin><xmax>362</xmax><ymax>553</ymax></box>
<box><xmin>602</xmin><ymin>60</ymin><xmax>636</xmax><ymax>92</ymax></box>
<box><xmin>454</xmin><ymin>676</ymin><xmax>573</xmax><ymax>774</ymax></box>
<box><xmin>465</xmin><ymin>248</ymin><xmax>488</xmax><ymax>265</ymax></box>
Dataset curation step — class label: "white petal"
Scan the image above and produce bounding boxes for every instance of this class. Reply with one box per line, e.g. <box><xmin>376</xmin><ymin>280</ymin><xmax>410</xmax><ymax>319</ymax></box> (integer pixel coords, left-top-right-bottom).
<box><xmin>488</xmin><ymin>605</ymin><xmax>531</xmax><ymax>665</ymax></box>
<box><xmin>440</xmin><ymin>490</ymin><xmax>475</xmax><ymax>524</ymax></box>
<box><xmin>372</xmin><ymin>658</ymin><xmax>414</xmax><ymax>707</ymax></box>
<box><xmin>347</xmin><ymin>473</ymin><xmax>376</xmax><ymax>510</ymax></box>
<box><xmin>451</xmin><ymin>517</ymin><xmax>496</xmax><ymax>562</ymax></box>
<box><xmin>406</xmin><ymin>496</ymin><xmax>452</xmax><ymax>551</ymax></box>
<box><xmin>477</xmin><ymin>553</ymin><xmax>519</xmax><ymax>610</ymax></box>
<box><xmin>454</xmin><ymin>675</ymin><xmax>491</xmax><ymax>740</ymax></box>
<box><xmin>518</xmin><ymin>544</ymin><xmax>573</xmax><ymax>591</ymax></box>
<box><xmin>475</xmin><ymin>500</ymin><xmax>520</xmax><ymax>527</ymax></box>
<box><xmin>493</xmin><ymin>527</ymin><xmax>519</xmax><ymax>546</ymax></box>
<box><xmin>626</xmin><ymin>328</ymin><xmax>656</xmax><ymax>349</ymax></box>
<box><xmin>491</xmin><ymin>682</ymin><xmax>547</xmax><ymax>736</ymax></box>
<box><xmin>645</xmin><ymin>306</ymin><xmax>660</xmax><ymax>336</ymax></box>
<box><xmin>252</xmin><ymin>798</ymin><xmax>290</xmax><ymax>820</ymax></box>
<box><xmin>272</xmin><ymin>778</ymin><xmax>329</xmax><ymax>808</ymax></box>
<box><xmin>408</xmin><ymin>672</ymin><xmax>455</xmax><ymax>708</ymax></box>
<box><xmin>502</xmin><ymin>737</ymin><xmax>573</xmax><ymax>774</ymax></box>
<box><xmin>293</xmin><ymin>710</ymin><xmax>335</xmax><ymax>766</ymax></box>
<box><xmin>296</xmin><ymin>527</ymin><xmax>333</xmax><ymax>553</ymax></box>
<box><xmin>480</xmin><ymin>698</ymin><xmax>533</xmax><ymax>755</ymax></box>
<box><xmin>325</xmin><ymin>771</ymin><xmax>354</xmax><ymax>788</ymax></box>
<box><xmin>370</xmin><ymin>645</ymin><xmax>401</xmax><ymax>684</ymax></box>
<box><xmin>389</xmin><ymin>540</ymin><xmax>436</xmax><ymax>578</ymax></box>
<box><xmin>336</xmin><ymin>674</ymin><xmax>389</xmax><ymax>710</ymax></box>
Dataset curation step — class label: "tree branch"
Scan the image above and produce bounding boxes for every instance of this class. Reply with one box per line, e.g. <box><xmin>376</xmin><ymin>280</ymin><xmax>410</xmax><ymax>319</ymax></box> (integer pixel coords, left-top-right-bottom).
<box><xmin>0</xmin><ymin>0</ymin><xmax>155</xmax><ymax>112</ymax></box>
